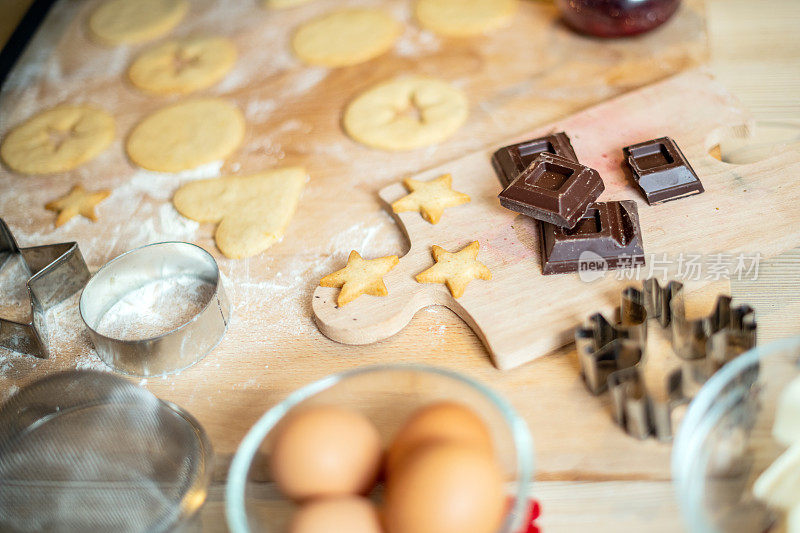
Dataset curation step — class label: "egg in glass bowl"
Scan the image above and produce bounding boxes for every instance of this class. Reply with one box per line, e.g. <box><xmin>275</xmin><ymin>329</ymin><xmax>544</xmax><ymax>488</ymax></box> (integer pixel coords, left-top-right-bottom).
<box><xmin>226</xmin><ymin>364</ymin><xmax>534</xmax><ymax>533</ymax></box>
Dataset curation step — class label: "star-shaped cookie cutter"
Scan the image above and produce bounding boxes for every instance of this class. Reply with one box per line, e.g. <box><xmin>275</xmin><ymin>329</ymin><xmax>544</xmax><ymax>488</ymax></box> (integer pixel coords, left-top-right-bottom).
<box><xmin>575</xmin><ymin>278</ymin><xmax>757</xmax><ymax>441</ymax></box>
<box><xmin>0</xmin><ymin>218</ymin><xmax>90</xmax><ymax>358</ymax></box>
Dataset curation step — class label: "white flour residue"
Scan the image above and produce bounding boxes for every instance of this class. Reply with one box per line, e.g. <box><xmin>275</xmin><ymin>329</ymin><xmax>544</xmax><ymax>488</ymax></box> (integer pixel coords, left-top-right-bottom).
<box><xmin>121</xmin><ymin>161</ymin><xmax>225</xmax><ymax>201</ymax></box>
<box><xmin>246</xmin><ymin>99</ymin><xmax>278</xmax><ymax>122</ymax></box>
<box><xmin>282</xmin><ymin>67</ymin><xmax>329</xmax><ymax>97</ymax></box>
<box><xmin>93</xmin><ymin>275</ymin><xmax>216</xmax><ymax>341</ymax></box>
<box><xmin>395</xmin><ymin>29</ymin><xmax>441</xmax><ymax>57</ymax></box>
<box><xmin>326</xmin><ymin>221</ymin><xmax>387</xmax><ymax>257</ymax></box>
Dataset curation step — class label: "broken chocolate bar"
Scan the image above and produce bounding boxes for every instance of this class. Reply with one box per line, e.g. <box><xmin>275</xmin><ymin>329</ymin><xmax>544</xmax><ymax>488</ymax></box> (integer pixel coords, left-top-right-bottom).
<box><xmin>623</xmin><ymin>136</ymin><xmax>704</xmax><ymax>205</ymax></box>
<box><xmin>498</xmin><ymin>153</ymin><xmax>605</xmax><ymax>229</ymax></box>
<box><xmin>492</xmin><ymin>132</ymin><xmax>579</xmax><ymax>188</ymax></box>
<box><xmin>540</xmin><ymin>200</ymin><xmax>645</xmax><ymax>275</ymax></box>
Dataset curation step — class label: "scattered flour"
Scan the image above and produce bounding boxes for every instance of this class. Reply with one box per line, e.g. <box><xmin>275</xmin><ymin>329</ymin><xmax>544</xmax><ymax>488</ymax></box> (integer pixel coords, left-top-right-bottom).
<box><xmin>93</xmin><ymin>275</ymin><xmax>216</xmax><ymax>341</ymax></box>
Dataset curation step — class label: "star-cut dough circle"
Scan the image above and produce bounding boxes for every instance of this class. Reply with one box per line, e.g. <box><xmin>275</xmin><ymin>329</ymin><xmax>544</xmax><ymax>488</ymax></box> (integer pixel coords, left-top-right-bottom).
<box><xmin>391</xmin><ymin>173</ymin><xmax>470</xmax><ymax>224</ymax></box>
<box><xmin>126</xmin><ymin>98</ymin><xmax>245</xmax><ymax>173</ymax></box>
<box><xmin>128</xmin><ymin>36</ymin><xmax>237</xmax><ymax>95</ymax></box>
<box><xmin>416</xmin><ymin>241</ymin><xmax>492</xmax><ymax>298</ymax></box>
<box><xmin>292</xmin><ymin>8</ymin><xmax>402</xmax><ymax>67</ymax></box>
<box><xmin>1</xmin><ymin>105</ymin><xmax>115</xmax><ymax>175</ymax></box>
<box><xmin>173</xmin><ymin>167</ymin><xmax>307</xmax><ymax>259</ymax></box>
<box><xmin>89</xmin><ymin>0</ymin><xmax>189</xmax><ymax>46</ymax></box>
<box><xmin>343</xmin><ymin>76</ymin><xmax>468</xmax><ymax>151</ymax></box>
<box><xmin>415</xmin><ymin>0</ymin><xmax>517</xmax><ymax>37</ymax></box>
<box><xmin>320</xmin><ymin>251</ymin><xmax>400</xmax><ymax>307</ymax></box>
<box><xmin>45</xmin><ymin>185</ymin><xmax>111</xmax><ymax>227</ymax></box>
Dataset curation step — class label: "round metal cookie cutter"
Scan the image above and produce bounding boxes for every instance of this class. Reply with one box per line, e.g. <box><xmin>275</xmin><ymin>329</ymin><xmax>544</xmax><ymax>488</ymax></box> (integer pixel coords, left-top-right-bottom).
<box><xmin>80</xmin><ymin>242</ymin><xmax>230</xmax><ymax>376</ymax></box>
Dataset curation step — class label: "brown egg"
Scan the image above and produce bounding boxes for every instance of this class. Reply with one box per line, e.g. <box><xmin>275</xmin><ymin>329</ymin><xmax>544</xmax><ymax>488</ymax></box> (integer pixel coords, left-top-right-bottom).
<box><xmin>290</xmin><ymin>496</ymin><xmax>383</xmax><ymax>533</ymax></box>
<box><xmin>386</xmin><ymin>402</ymin><xmax>494</xmax><ymax>473</ymax></box>
<box><xmin>270</xmin><ymin>406</ymin><xmax>382</xmax><ymax>501</ymax></box>
<box><xmin>384</xmin><ymin>443</ymin><xmax>506</xmax><ymax>533</ymax></box>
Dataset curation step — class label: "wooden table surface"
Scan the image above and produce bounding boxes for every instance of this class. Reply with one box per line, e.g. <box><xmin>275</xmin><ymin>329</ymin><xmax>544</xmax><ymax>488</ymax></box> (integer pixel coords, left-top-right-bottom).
<box><xmin>0</xmin><ymin>1</ymin><xmax>798</xmax><ymax>531</ymax></box>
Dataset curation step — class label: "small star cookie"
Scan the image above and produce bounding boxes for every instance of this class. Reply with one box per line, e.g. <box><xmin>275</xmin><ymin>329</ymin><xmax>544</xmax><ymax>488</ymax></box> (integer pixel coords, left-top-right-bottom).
<box><xmin>45</xmin><ymin>185</ymin><xmax>110</xmax><ymax>227</ymax></box>
<box><xmin>320</xmin><ymin>251</ymin><xmax>399</xmax><ymax>306</ymax></box>
<box><xmin>416</xmin><ymin>241</ymin><xmax>491</xmax><ymax>298</ymax></box>
<box><xmin>391</xmin><ymin>174</ymin><xmax>470</xmax><ymax>224</ymax></box>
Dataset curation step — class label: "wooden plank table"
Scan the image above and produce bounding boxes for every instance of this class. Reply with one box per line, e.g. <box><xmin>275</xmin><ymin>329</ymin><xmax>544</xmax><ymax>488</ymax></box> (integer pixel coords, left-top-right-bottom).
<box><xmin>0</xmin><ymin>0</ymin><xmax>798</xmax><ymax>531</ymax></box>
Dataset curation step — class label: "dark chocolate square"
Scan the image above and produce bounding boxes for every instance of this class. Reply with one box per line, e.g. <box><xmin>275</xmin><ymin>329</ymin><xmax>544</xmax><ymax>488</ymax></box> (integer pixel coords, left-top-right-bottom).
<box><xmin>492</xmin><ymin>132</ymin><xmax>579</xmax><ymax>188</ymax></box>
<box><xmin>623</xmin><ymin>137</ymin><xmax>704</xmax><ymax>205</ymax></box>
<box><xmin>498</xmin><ymin>153</ymin><xmax>605</xmax><ymax>229</ymax></box>
<box><xmin>540</xmin><ymin>200</ymin><xmax>646</xmax><ymax>275</ymax></box>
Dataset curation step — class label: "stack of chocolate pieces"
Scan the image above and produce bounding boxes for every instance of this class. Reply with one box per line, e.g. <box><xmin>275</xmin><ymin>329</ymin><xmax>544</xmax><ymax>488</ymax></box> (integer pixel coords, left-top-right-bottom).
<box><xmin>493</xmin><ymin>132</ymin><xmax>646</xmax><ymax>275</ymax></box>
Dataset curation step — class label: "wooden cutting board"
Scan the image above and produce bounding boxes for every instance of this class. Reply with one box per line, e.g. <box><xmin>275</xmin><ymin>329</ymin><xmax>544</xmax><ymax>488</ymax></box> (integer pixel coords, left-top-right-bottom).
<box><xmin>314</xmin><ymin>68</ymin><xmax>800</xmax><ymax>370</ymax></box>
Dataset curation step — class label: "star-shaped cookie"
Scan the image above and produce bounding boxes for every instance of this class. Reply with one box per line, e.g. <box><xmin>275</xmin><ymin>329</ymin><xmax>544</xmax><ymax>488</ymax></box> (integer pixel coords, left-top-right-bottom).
<box><xmin>416</xmin><ymin>241</ymin><xmax>492</xmax><ymax>298</ymax></box>
<box><xmin>391</xmin><ymin>173</ymin><xmax>470</xmax><ymax>224</ymax></box>
<box><xmin>320</xmin><ymin>250</ymin><xmax>400</xmax><ymax>306</ymax></box>
<box><xmin>45</xmin><ymin>185</ymin><xmax>110</xmax><ymax>227</ymax></box>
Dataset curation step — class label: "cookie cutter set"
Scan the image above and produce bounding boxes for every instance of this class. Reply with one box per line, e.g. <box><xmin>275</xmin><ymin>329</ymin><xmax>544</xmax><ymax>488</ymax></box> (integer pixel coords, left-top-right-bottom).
<box><xmin>575</xmin><ymin>278</ymin><xmax>757</xmax><ymax>441</ymax></box>
<box><xmin>0</xmin><ymin>218</ymin><xmax>230</xmax><ymax>376</ymax></box>
<box><xmin>0</xmin><ymin>218</ymin><xmax>90</xmax><ymax>357</ymax></box>
<box><xmin>0</xmin><ymin>219</ymin><xmax>230</xmax><ymax>530</ymax></box>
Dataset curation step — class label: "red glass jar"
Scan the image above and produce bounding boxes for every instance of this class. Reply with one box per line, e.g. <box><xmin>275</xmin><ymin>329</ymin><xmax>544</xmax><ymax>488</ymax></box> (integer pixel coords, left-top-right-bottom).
<box><xmin>555</xmin><ymin>0</ymin><xmax>681</xmax><ymax>38</ymax></box>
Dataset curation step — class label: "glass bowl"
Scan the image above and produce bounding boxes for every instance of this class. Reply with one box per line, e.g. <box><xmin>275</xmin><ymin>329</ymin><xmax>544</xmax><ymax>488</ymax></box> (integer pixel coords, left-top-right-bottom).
<box><xmin>226</xmin><ymin>364</ymin><xmax>534</xmax><ymax>533</ymax></box>
<box><xmin>673</xmin><ymin>336</ymin><xmax>800</xmax><ymax>532</ymax></box>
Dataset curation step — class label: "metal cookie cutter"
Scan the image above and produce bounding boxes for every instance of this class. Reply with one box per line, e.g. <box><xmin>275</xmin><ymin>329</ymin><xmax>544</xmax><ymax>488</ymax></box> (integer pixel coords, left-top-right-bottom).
<box><xmin>79</xmin><ymin>242</ymin><xmax>230</xmax><ymax>376</ymax></box>
<box><xmin>0</xmin><ymin>218</ymin><xmax>90</xmax><ymax>357</ymax></box>
<box><xmin>575</xmin><ymin>278</ymin><xmax>757</xmax><ymax>441</ymax></box>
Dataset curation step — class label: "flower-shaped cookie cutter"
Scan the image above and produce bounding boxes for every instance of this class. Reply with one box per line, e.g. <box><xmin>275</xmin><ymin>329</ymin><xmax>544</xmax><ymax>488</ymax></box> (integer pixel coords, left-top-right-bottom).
<box><xmin>575</xmin><ymin>278</ymin><xmax>757</xmax><ymax>441</ymax></box>
<box><xmin>0</xmin><ymin>218</ymin><xmax>90</xmax><ymax>358</ymax></box>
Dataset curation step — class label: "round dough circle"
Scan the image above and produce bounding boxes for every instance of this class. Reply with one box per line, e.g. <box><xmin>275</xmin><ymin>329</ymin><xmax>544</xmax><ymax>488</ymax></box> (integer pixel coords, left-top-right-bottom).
<box><xmin>89</xmin><ymin>0</ymin><xmax>189</xmax><ymax>45</ymax></box>
<box><xmin>1</xmin><ymin>105</ymin><xmax>115</xmax><ymax>175</ymax></box>
<box><xmin>415</xmin><ymin>0</ymin><xmax>517</xmax><ymax>37</ymax></box>
<box><xmin>343</xmin><ymin>77</ymin><xmax>468</xmax><ymax>151</ymax></box>
<box><xmin>264</xmin><ymin>0</ymin><xmax>312</xmax><ymax>8</ymax></box>
<box><xmin>292</xmin><ymin>9</ymin><xmax>401</xmax><ymax>67</ymax></box>
<box><xmin>126</xmin><ymin>98</ymin><xmax>245</xmax><ymax>172</ymax></box>
<box><xmin>128</xmin><ymin>36</ymin><xmax>237</xmax><ymax>95</ymax></box>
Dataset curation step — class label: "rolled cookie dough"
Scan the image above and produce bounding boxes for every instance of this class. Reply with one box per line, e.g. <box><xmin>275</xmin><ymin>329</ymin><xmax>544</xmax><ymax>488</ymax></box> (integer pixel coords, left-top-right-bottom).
<box><xmin>292</xmin><ymin>8</ymin><xmax>401</xmax><ymax>67</ymax></box>
<box><xmin>126</xmin><ymin>98</ymin><xmax>245</xmax><ymax>173</ymax></box>
<box><xmin>264</xmin><ymin>0</ymin><xmax>313</xmax><ymax>8</ymax></box>
<box><xmin>1</xmin><ymin>105</ymin><xmax>115</xmax><ymax>175</ymax></box>
<box><xmin>89</xmin><ymin>0</ymin><xmax>189</xmax><ymax>45</ymax></box>
<box><xmin>128</xmin><ymin>36</ymin><xmax>237</xmax><ymax>95</ymax></box>
<box><xmin>173</xmin><ymin>167</ymin><xmax>307</xmax><ymax>259</ymax></box>
<box><xmin>343</xmin><ymin>76</ymin><xmax>468</xmax><ymax>151</ymax></box>
<box><xmin>415</xmin><ymin>0</ymin><xmax>517</xmax><ymax>37</ymax></box>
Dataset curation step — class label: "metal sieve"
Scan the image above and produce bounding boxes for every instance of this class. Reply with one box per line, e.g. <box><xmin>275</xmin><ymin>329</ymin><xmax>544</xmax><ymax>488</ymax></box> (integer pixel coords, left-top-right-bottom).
<box><xmin>0</xmin><ymin>370</ymin><xmax>213</xmax><ymax>532</ymax></box>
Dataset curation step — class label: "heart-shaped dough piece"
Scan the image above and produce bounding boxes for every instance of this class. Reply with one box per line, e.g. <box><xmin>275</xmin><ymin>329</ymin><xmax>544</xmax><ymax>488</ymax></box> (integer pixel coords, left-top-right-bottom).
<box><xmin>173</xmin><ymin>167</ymin><xmax>307</xmax><ymax>259</ymax></box>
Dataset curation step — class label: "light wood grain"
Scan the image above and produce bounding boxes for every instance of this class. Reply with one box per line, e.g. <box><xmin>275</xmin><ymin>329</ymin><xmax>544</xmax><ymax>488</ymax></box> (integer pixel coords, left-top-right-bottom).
<box><xmin>1</xmin><ymin>0</ymin><xmax>800</xmax><ymax>531</ymax></box>
<box><xmin>0</xmin><ymin>0</ymin><xmax>709</xmax><ymax>481</ymax></box>
<box><xmin>314</xmin><ymin>69</ymin><xmax>800</xmax><ymax>370</ymax></box>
